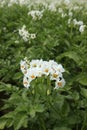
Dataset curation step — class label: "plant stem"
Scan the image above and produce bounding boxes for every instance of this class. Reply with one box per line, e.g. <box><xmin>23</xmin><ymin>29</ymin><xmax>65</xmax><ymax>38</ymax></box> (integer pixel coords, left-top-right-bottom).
<box><xmin>81</xmin><ymin>115</ymin><xmax>87</xmax><ymax>130</ymax></box>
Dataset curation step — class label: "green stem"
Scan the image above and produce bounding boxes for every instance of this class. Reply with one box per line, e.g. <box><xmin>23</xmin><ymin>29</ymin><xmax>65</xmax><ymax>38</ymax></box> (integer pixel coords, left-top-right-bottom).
<box><xmin>40</xmin><ymin>118</ymin><xmax>46</xmax><ymax>130</ymax></box>
<box><xmin>81</xmin><ymin>115</ymin><xmax>87</xmax><ymax>130</ymax></box>
<box><xmin>47</xmin><ymin>76</ymin><xmax>51</xmax><ymax>89</ymax></box>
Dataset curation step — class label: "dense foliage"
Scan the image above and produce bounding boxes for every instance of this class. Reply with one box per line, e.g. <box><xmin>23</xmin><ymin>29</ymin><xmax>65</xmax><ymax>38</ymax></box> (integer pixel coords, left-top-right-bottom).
<box><xmin>0</xmin><ymin>1</ymin><xmax>87</xmax><ymax>130</ymax></box>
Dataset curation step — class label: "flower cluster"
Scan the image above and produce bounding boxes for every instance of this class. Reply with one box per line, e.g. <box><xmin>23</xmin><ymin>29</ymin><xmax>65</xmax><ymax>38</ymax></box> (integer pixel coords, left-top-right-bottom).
<box><xmin>18</xmin><ymin>25</ymin><xmax>36</xmax><ymax>42</ymax></box>
<box><xmin>68</xmin><ymin>18</ymin><xmax>86</xmax><ymax>33</ymax></box>
<box><xmin>73</xmin><ymin>19</ymin><xmax>86</xmax><ymax>33</ymax></box>
<box><xmin>28</xmin><ymin>10</ymin><xmax>43</xmax><ymax>20</ymax></box>
<box><xmin>48</xmin><ymin>3</ymin><xmax>57</xmax><ymax>12</ymax></box>
<box><xmin>0</xmin><ymin>0</ymin><xmax>30</xmax><ymax>7</ymax></box>
<box><xmin>58</xmin><ymin>8</ymin><xmax>67</xmax><ymax>18</ymax></box>
<box><xmin>7</xmin><ymin>0</ymin><xmax>18</xmax><ymax>7</ymax></box>
<box><xmin>20</xmin><ymin>58</ymin><xmax>65</xmax><ymax>89</ymax></box>
<box><xmin>18</xmin><ymin>0</ymin><xmax>30</xmax><ymax>6</ymax></box>
<box><xmin>64</xmin><ymin>0</ymin><xmax>70</xmax><ymax>5</ymax></box>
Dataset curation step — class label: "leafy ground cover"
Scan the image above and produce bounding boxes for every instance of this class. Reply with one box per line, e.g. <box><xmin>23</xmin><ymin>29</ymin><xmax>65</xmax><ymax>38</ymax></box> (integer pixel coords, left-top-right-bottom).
<box><xmin>0</xmin><ymin>0</ymin><xmax>87</xmax><ymax>130</ymax></box>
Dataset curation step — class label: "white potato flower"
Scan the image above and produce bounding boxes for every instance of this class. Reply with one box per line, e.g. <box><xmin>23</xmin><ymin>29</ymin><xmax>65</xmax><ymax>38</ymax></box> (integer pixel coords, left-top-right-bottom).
<box><xmin>18</xmin><ymin>25</ymin><xmax>29</xmax><ymax>42</ymax></box>
<box><xmin>48</xmin><ymin>3</ymin><xmax>57</xmax><ymax>12</ymax></box>
<box><xmin>68</xmin><ymin>11</ymin><xmax>73</xmax><ymax>17</ymax></box>
<box><xmin>61</xmin><ymin>13</ymin><xmax>67</xmax><ymax>18</ymax></box>
<box><xmin>73</xmin><ymin>19</ymin><xmax>84</xmax><ymax>26</ymax></box>
<box><xmin>30</xmin><ymin>34</ymin><xmax>36</xmax><ymax>39</ymax></box>
<box><xmin>54</xmin><ymin>77</ymin><xmax>66</xmax><ymax>89</ymax></box>
<box><xmin>64</xmin><ymin>0</ymin><xmax>70</xmax><ymax>5</ymax></box>
<box><xmin>58</xmin><ymin>8</ymin><xmax>63</xmax><ymax>13</ymax></box>
<box><xmin>79</xmin><ymin>25</ymin><xmax>86</xmax><ymax>33</ymax></box>
<box><xmin>41</xmin><ymin>61</ymin><xmax>51</xmax><ymax>76</ymax></box>
<box><xmin>68</xmin><ymin>18</ymin><xmax>71</xmax><ymax>24</ymax></box>
<box><xmin>25</xmin><ymin>68</ymin><xmax>37</xmax><ymax>82</ymax></box>
<box><xmin>73</xmin><ymin>19</ymin><xmax>85</xmax><ymax>33</ymax></box>
<box><xmin>50</xmin><ymin>72</ymin><xmax>62</xmax><ymax>81</ymax></box>
<box><xmin>73</xmin><ymin>19</ymin><xmax>78</xmax><ymax>25</ymax></box>
<box><xmin>20</xmin><ymin>60</ymin><xmax>29</xmax><ymax>75</ymax></box>
<box><xmin>23</xmin><ymin>76</ymin><xmax>30</xmax><ymax>88</ymax></box>
<box><xmin>30</xmin><ymin>59</ymin><xmax>43</xmax><ymax>68</ymax></box>
<box><xmin>57</xmin><ymin>64</ymin><xmax>65</xmax><ymax>73</ymax></box>
<box><xmin>77</xmin><ymin>21</ymin><xmax>83</xmax><ymax>26</ymax></box>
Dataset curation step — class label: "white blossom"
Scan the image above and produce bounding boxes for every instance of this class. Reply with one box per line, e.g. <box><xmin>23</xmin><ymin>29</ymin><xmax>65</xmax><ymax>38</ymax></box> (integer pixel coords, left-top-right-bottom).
<box><xmin>64</xmin><ymin>0</ymin><xmax>70</xmax><ymax>5</ymax></box>
<box><xmin>78</xmin><ymin>21</ymin><xmax>83</xmax><ymax>26</ymax></box>
<box><xmin>68</xmin><ymin>18</ymin><xmax>71</xmax><ymax>24</ymax></box>
<box><xmin>68</xmin><ymin>11</ymin><xmax>73</xmax><ymax>17</ymax></box>
<box><xmin>79</xmin><ymin>25</ymin><xmax>86</xmax><ymax>33</ymax></box>
<box><xmin>30</xmin><ymin>59</ymin><xmax>43</xmax><ymax>68</ymax></box>
<box><xmin>73</xmin><ymin>19</ymin><xmax>78</xmax><ymax>25</ymax></box>
<box><xmin>48</xmin><ymin>3</ymin><xmax>56</xmax><ymax>12</ymax></box>
<box><xmin>30</xmin><ymin>34</ymin><xmax>36</xmax><ymax>39</ymax></box>
<box><xmin>73</xmin><ymin>19</ymin><xmax>85</xmax><ymax>33</ymax></box>
<box><xmin>54</xmin><ymin>78</ymin><xmax>65</xmax><ymax>89</ymax></box>
<box><xmin>61</xmin><ymin>13</ymin><xmax>67</xmax><ymax>18</ymax></box>
<box><xmin>58</xmin><ymin>8</ymin><xmax>63</xmax><ymax>13</ymax></box>
<box><xmin>73</xmin><ymin>19</ymin><xmax>83</xmax><ymax>26</ymax></box>
<box><xmin>20</xmin><ymin>60</ymin><xmax>29</xmax><ymax>74</ymax></box>
<box><xmin>41</xmin><ymin>61</ymin><xmax>51</xmax><ymax>76</ymax></box>
<box><xmin>18</xmin><ymin>25</ymin><xmax>29</xmax><ymax>42</ymax></box>
<box><xmin>23</xmin><ymin>76</ymin><xmax>30</xmax><ymax>88</ymax></box>
<box><xmin>25</xmin><ymin>68</ymin><xmax>38</xmax><ymax>82</ymax></box>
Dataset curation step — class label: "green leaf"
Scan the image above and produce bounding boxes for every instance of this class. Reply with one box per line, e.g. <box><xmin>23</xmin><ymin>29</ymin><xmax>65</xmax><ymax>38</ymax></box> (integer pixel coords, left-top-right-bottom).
<box><xmin>0</xmin><ymin>119</ymin><xmax>7</xmax><ymax>129</ymax></box>
<box><xmin>14</xmin><ymin>112</ymin><xmax>28</xmax><ymax>130</ymax></box>
<box><xmin>35</xmin><ymin>104</ymin><xmax>45</xmax><ymax>113</ymax></box>
<box><xmin>61</xmin><ymin>101</ymin><xmax>70</xmax><ymax>117</ymax></box>
<box><xmin>80</xmin><ymin>88</ymin><xmax>87</xmax><ymax>98</ymax></box>
<box><xmin>13</xmin><ymin>72</ymin><xmax>22</xmax><ymax>80</ymax></box>
<box><xmin>53</xmin><ymin>127</ymin><xmax>71</xmax><ymax>130</ymax></box>
<box><xmin>56</xmin><ymin>51</ymin><xmax>81</xmax><ymax>65</ymax></box>
<box><xmin>6</xmin><ymin>118</ymin><xmax>14</xmax><ymax>128</ymax></box>
<box><xmin>68</xmin><ymin>115</ymin><xmax>79</xmax><ymax>125</ymax></box>
<box><xmin>77</xmin><ymin>73</ymin><xmax>87</xmax><ymax>86</ymax></box>
<box><xmin>2</xmin><ymin>111</ymin><xmax>14</xmax><ymax>118</ymax></box>
<box><xmin>0</xmin><ymin>104</ymin><xmax>10</xmax><ymax>111</ymax></box>
<box><xmin>72</xmin><ymin>91</ymin><xmax>79</xmax><ymax>100</ymax></box>
<box><xmin>29</xmin><ymin>108</ymin><xmax>36</xmax><ymax>118</ymax></box>
<box><xmin>0</xmin><ymin>85</ymin><xmax>6</xmax><ymax>92</ymax></box>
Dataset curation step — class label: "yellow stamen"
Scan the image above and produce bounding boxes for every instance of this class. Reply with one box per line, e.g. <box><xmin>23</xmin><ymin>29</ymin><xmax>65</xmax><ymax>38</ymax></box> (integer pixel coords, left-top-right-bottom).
<box><xmin>21</xmin><ymin>65</ymin><xmax>24</xmax><ymax>68</ymax></box>
<box><xmin>33</xmin><ymin>64</ymin><xmax>37</xmax><ymax>67</ymax></box>
<box><xmin>58</xmin><ymin>82</ymin><xmax>62</xmax><ymax>87</ymax></box>
<box><xmin>24</xmin><ymin>81</ymin><xmax>28</xmax><ymax>84</ymax></box>
<box><xmin>31</xmin><ymin>75</ymin><xmax>35</xmax><ymax>79</ymax></box>
<box><xmin>45</xmin><ymin>69</ymin><xmax>49</xmax><ymax>73</ymax></box>
<box><xmin>53</xmin><ymin>73</ymin><xmax>58</xmax><ymax>78</ymax></box>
